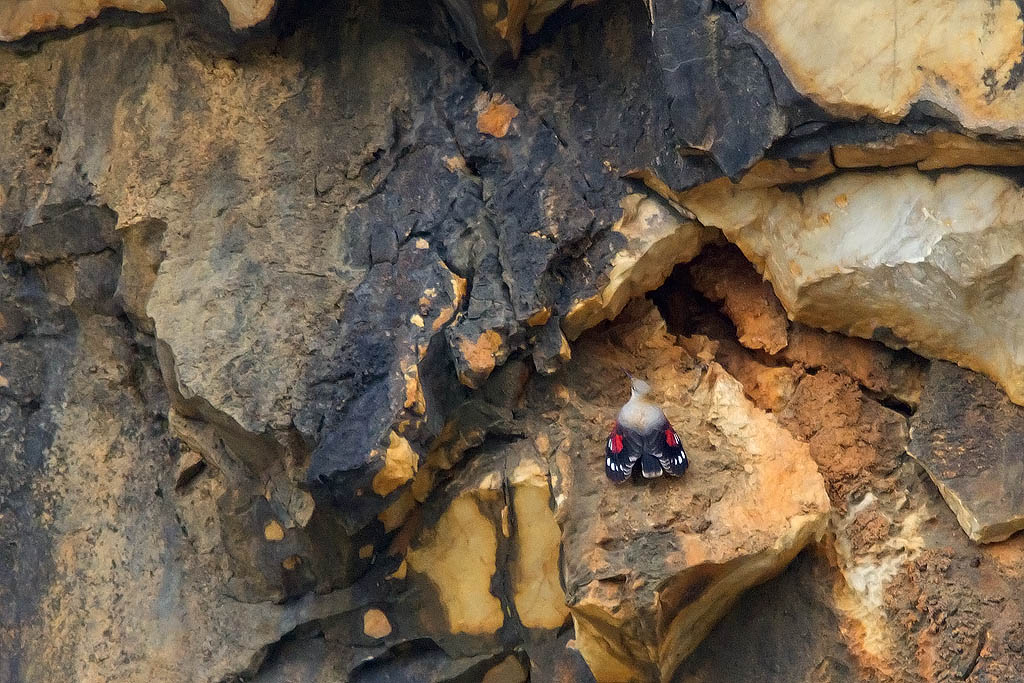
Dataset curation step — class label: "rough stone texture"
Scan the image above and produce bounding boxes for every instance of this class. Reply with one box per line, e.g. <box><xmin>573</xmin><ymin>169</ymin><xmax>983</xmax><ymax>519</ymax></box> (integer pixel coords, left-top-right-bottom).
<box><xmin>780</xmin><ymin>324</ymin><xmax>926</xmax><ymax>409</ymax></box>
<box><xmin>543</xmin><ymin>304</ymin><xmax>830</xmax><ymax>681</ymax></box>
<box><xmin>1</xmin><ymin>0</ymin><xmax>697</xmax><ymax>552</ymax></box>
<box><xmin>663</xmin><ymin>251</ymin><xmax>1024</xmax><ymax>682</ymax></box>
<box><xmin>217</xmin><ymin>0</ymin><xmax>276</xmax><ymax>30</ymax></box>
<box><xmin>679</xmin><ymin>167</ymin><xmax>1024</xmax><ymax>406</ymax></box>
<box><xmin>910</xmin><ymin>361</ymin><xmax>1024</xmax><ymax>543</ymax></box>
<box><xmin>743</xmin><ymin>0</ymin><xmax>1024</xmax><ymax>134</ymax></box>
<box><xmin>832</xmin><ymin>131</ymin><xmax>1024</xmax><ymax>172</ymax></box>
<box><xmin>0</xmin><ymin>0</ymin><xmax>165</xmax><ymax>41</ymax></box>
<box><xmin>562</xmin><ymin>194</ymin><xmax>715</xmax><ymax>341</ymax></box>
<box><xmin>689</xmin><ymin>245</ymin><xmax>789</xmax><ymax>354</ymax></box>
<box><xmin>0</xmin><ymin>210</ymin><xmax>373</xmax><ymax>682</ymax></box>
<box><xmin>6</xmin><ymin>0</ymin><xmax>1024</xmax><ymax>681</ymax></box>
<box><xmin>673</xmin><ymin>549</ymin><xmax>859</xmax><ymax>683</ymax></box>
<box><xmin>437</xmin><ymin>0</ymin><xmax>594</xmax><ymax>64</ymax></box>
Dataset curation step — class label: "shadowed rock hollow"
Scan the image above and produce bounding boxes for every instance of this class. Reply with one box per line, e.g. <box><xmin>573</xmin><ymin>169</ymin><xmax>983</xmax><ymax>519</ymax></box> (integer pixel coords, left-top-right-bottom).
<box><xmin>4</xmin><ymin>0</ymin><xmax>1024</xmax><ymax>681</ymax></box>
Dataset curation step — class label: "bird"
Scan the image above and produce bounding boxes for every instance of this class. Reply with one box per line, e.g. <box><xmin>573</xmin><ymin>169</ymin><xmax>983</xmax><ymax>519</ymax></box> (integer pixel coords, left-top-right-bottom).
<box><xmin>605</xmin><ymin>370</ymin><xmax>689</xmax><ymax>482</ymax></box>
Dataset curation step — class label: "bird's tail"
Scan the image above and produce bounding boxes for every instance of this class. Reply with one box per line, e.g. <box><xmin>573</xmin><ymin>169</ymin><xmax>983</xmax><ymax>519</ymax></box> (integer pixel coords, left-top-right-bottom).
<box><xmin>639</xmin><ymin>453</ymin><xmax>663</xmax><ymax>479</ymax></box>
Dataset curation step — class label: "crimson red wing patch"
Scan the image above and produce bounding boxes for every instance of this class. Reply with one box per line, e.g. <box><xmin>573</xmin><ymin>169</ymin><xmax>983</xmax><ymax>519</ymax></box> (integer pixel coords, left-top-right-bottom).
<box><xmin>658</xmin><ymin>420</ymin><xmax>689</xmax><ymax>477</ymax></box>
<box><xmin>609</xmin><ymin>430</ymin><xmax>623</xmax><ymax>454</ymax></box>
<box><xmin>605</xmin><ymin>422</ymin><xmax>639</xmax><ymax>483</ymax></box>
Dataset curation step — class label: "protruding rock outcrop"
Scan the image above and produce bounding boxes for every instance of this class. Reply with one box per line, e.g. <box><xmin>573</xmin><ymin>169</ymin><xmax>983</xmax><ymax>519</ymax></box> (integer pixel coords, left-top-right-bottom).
<box><xmin>541</xmin><ymin>304</ymin><xmax>829</xmax><ymax>681</ymax></box>
<box><xmin>910</xmin><ymin>361</ymin><xmax>1024</xmax><ymax>543</ymax></box>
<box><xmin>9</xmin><ymin>0</ymin><xmax>1024</xmax><ymax>681</ymax></box>
<box><xmin>680</xmin><ymin>167</ymin><xmax>1024</xmax><ymax>406</ymax></box>
<box><xmin>0</xmin><ymin>0</ymin><xmax>165</xmax><ymax>41</ymax></box>
<box><xmin>562</xmin><ymin>195</ymin><xmax>715</xmax><ymax>341</ymax></box>
<box><xmin>742</xmin><ymin>0</ymin><xmax>1024</xmax><ymax>133</ymax></box>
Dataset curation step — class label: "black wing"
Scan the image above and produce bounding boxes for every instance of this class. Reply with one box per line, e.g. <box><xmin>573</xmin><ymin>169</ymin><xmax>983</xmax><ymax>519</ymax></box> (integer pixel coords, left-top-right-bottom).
<box><xmin>605</xmin><ymin>421</ymin><xmax>641</xmax><ymax>483</ymax></box>
<box><xmin>656</xmin><ymin>419</ymin><xmax>689</xmax><ymax>476</ymax></box>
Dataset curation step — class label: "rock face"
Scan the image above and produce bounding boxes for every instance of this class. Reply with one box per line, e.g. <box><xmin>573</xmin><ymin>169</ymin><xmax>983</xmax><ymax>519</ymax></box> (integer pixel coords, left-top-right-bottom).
<box><xmin>0</xmin><ymin>0</ymin><xmax>165</xmax><ymax>41</ymax></box>
<box><xmin>562</xmin><ymin>194</ymin><xmax>714</xmax><ymax>341</ymax></box>
<box><xmin>544</xmin><ymin>304</ymin><xmax>830</xmax><ymax>681</ymax></box>
<box><xmin>675</xmin><ymin>549</ymin><xmax>859</xmax><ymax>683</ymax></box>
<box><xmin>679</xmin><ymin>167</ymin><xmax>1024</xmax><ymax>405</ymax></box>
<box><xmin>667</xmin><ymin>251</ymin><xmax>1024</xmax><ymax>682</ymax></box>
<box><xmin>743</xmin><ymin>0</ymin><xmax>1024</xmax><ymax>133</ymax></box>
<box><xmin>910</xmin><ymin>361</ymin><xmax>1024</xmax><ymax>543</ymax></box>
<box><xmin>6</xmin><ymin>0</ymin><xmax>1024</xmax><ymax>681</ymax></box>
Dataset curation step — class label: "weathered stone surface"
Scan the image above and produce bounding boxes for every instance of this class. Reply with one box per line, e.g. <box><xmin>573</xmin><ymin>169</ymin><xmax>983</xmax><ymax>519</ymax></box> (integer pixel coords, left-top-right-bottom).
<box><xmin>562</xmin><ymin>194</ymin><xmax>714</xmax><ymax>340</ymax></box>
<box><xmin>674</xmin><ymin>549</ymin><xmax>859</xmax><ymax>683</ymax></box>
<box><xmin>114</xmin><ymin>217</ymin><xmax>165</xmax><ymax>334</ymax></box>
<box><xmin>833</xmin><ymin>131</ymin><xmax>1024</xmax><ymax>172</ymax></box>
<box><xmin>386</xmin><ymin>433</ymin><xmax>584</xmax><ymax>681</ymax></box>
<box><xmin>217</xmin><ymin>0</ymin><xmax>276</xmax><ymax>30</ymax></box>
<box><xmin>689</xmin><ymin>245</ymin><xmax>789</xmax><ymax>354</ymax></box>
<box><xmin>0</xmin><ymin>2</ymin><xmax>676</xmax><ymax>544</ymax></box>
<box><xmin>647</xmin><ymin>0</ymin><xmax>822</xmax><ymax>176</ymax></box>
<box><xmin>656</xmin><ymin>256</ymin><xmax>1024</xmax><ymax>680</ymax></box>
<box><xmin>780</xmin><ymin>324</ymin><xmax>926</xmax><ymax>408</ymax></box>
<box><xmin>9</xmin><ymin>0</ymin><xmax>1024</xmax><ymax>681</ymax></box>
<box><xmin>437</xmin><ymin>0</ymin><xmax>592</xmax><ymax>65</ymax></box>
<box><xmin>0</xmin><ymin>238</ymin><xmax>365</xmax><ymax>681</ymax></box>
<box><xmin>779</xmin><ymin>370</ymin><xmax>909</xmax><ymax>511</ymax></box>
<box><xmin>404</xmin><ymin>447</ymin><xmax>568</xmax><ymax>636</ymax></box>
<box><xmin>910</xmin><ymin>361</ymin><xmax>1024</xmax><ymax>543</ymax></box>
<box><xmin>541</xmin><ymin>304</ymin><xmax>830</xmax><ymax>681</ymax></box>
<box><xmin>743</xmin><ymin>0</ymin><xmax>1024</xmax><ymax>134</ymax></box>
<box><xmin>0</xmin><ymin>0</ymin><xmax>164</xmax><ymax>41</ymax></box>
<box><xmin>680</xmin><ymin>167</ymin><xmax>1024</xmax><ymax>405</ymax></box>
<box><xmin>827</xmin><ymin>435</ymin><xmax>1024</xmax><ymax>682</ymax></box>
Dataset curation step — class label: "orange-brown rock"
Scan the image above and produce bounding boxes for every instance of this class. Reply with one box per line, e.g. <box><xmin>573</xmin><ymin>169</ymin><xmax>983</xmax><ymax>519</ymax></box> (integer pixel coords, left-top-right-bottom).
<box><xmin>708</xmin><ymin>337</ymin><xmax>802</xmax><ymax>413</ymax></box>
<box><xmin>833</xmin><ymin>131</ymin><xmax>1024</xmax><ymax>172</ymax></box>
<box><xmin>780</xmin><ymin>324</ymin><xmax>926</xmax><ymax>407</ymax></box>
<box><xmin>778</xmin><ymin>370</ymin><xmax>908</xmax><ymax>510</ymax></box>
<box><xmin>455</xmin><ymin>330</ymin><xmax>507</xmax><ymax>388</ymax></box>
<box><xmin>0</xmin><ymin>0</ymin><xmax>165</xmax><ymax>41</ymax></box>
<box><xmin>476</xmin><ymin>92</ymin><xmax>520</xmax><ymax>138</ymax></box>
<box><xmin>690</xmin><ymin>245</ymin><xmax>789</xmax><ymax>354</ymax></box>
<box><xmin>539</xmin><ymin>304</ymin><xmax>829</xmax><ymax>681</ymax></box>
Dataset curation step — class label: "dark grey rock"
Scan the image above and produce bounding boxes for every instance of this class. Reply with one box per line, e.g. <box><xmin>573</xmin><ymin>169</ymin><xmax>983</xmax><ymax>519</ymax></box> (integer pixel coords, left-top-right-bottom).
<box><xmin>909</xmin><ymin>361</ymin><xmax>1024</xmax><ymax>543</ymax></box>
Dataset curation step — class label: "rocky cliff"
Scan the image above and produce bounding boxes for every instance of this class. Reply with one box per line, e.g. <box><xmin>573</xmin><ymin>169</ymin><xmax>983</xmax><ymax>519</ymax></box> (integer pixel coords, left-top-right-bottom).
<box><xmin>3</xmin><ymin>1</ymin><xmax>1024</xmax><ymax>681</ymax></box>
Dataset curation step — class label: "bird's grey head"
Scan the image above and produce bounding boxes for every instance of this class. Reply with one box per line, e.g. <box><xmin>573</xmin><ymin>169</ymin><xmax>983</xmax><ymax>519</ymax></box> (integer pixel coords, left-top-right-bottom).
<box><xmin>624</xmin><ymin>370</ymin><xmax>652</xmax><ymax>398</ymax></box>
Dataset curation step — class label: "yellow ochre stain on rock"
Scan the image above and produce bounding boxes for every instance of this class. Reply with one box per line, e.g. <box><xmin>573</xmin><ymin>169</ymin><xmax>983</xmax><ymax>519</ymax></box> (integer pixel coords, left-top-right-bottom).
<box><xmin>363</xmin><ymin>609</ymin><xmax>392</xmax><ymax>638</ymax></box>
<box><xmin>476</xmin><ymin>93</ymin><xmax>519</xmax><ymax>138</ymax></box>
<box><xmin>263</xmin><ymin>519</ymin><xmax>285</xmax><ymax>542</ymax></box>
<box><xmin>407</xmin><ymin>493</ymin><xmax>504</xmax><ymax>634</ymax></box>
<box><xmin>372</xmin><ymin>431</ymin><xmax>419</xmax><ymax>497</ymax></box>
<box><xmin>526</xmin><ymin>308</ymin><xmax>552</xmax><ymax>327</ymax></box>
<box><xmin>512</xmin><ymin>484</ymin><xmax>570</xmax><ymax>629</ymax></box>
<box><xmin>457</xmin><ymin>330</ymin><xmax>503</xmax><ymax>380</ymax></box>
